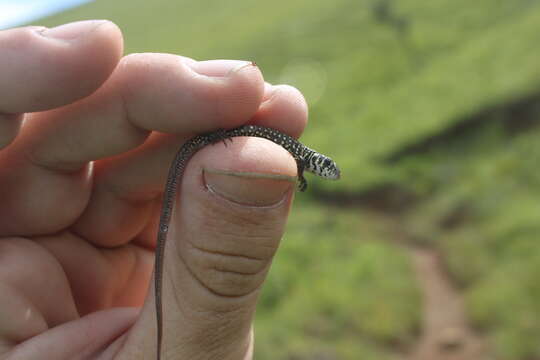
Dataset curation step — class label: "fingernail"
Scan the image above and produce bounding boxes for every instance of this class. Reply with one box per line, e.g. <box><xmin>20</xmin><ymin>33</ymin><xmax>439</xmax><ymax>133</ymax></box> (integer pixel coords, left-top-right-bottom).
<box><xmin>226</xmin><ymin>61</ymin><xmax>257</xmax><ymax>77</ymax></box>
<box><xmin>39</xmin><ymin>20</ymin><xmax>107</xmax><ymax>41</ymax></box>
<box><xmin>204</xmin><ymin>169</ymin><xmax>294</xmax><ymax>206</ymax></box>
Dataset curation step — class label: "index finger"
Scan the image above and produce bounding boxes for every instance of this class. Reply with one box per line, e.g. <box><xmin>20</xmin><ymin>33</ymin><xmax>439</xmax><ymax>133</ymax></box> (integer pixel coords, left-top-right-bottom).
<box><xmin>0</xmin><ymin>20</ymin><xmax>123</xmax><ymax>147</ymax></box>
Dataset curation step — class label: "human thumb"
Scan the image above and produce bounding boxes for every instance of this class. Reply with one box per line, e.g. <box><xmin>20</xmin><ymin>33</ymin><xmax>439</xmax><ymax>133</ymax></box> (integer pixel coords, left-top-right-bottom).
<box><xmin>120</xmin><ymin>136</ymin><xmax>297</xmax><ymax>359</ymax></box>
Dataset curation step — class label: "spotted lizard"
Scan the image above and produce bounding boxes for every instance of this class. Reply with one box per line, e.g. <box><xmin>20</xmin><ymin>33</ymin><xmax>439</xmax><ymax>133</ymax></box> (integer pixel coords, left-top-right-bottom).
<box><xmin>154</xmin><ymin>125</ymin><xmax>340</xmax><ymax>359</ymax></box>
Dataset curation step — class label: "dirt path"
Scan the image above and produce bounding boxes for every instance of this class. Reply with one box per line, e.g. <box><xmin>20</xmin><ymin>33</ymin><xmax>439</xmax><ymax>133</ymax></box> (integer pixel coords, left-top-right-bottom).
<box><xmin>406</xmin><ymin>247</ymin><xmax>490</xmax><ymax>360</ymax></box>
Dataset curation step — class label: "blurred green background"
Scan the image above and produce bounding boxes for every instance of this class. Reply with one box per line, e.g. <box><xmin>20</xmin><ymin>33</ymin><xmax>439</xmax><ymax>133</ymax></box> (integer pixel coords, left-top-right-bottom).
<box><xmin>34</xmin><ymin>0</ymin><xmax>540</xmax><ymax>358</ymax></box>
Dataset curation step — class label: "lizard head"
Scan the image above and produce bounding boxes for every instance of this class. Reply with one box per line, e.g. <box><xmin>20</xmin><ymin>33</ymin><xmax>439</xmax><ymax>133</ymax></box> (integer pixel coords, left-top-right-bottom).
<box><xmin>305</xmin><ymin>152</ymin><xmax>341</xmax><ymax>180</ymax></box>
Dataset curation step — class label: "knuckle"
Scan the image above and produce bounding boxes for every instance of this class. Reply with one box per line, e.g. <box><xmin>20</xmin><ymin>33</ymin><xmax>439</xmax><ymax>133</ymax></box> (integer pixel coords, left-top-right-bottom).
<box><xmin>0</xmin><ymin>26</ymin><xmax>40</xmax><ymax>49</ymax></box>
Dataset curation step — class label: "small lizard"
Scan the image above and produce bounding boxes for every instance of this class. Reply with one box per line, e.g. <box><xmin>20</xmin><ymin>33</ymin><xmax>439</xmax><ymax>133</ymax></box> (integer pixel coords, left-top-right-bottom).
<box><xmin>154</xmin><ymin>125</ymin><xmax>340</xmax><ymax>359</ymax></box>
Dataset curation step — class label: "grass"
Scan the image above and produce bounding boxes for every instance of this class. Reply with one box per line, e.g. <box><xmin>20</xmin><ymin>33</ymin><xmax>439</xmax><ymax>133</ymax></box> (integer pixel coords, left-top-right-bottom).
<box><xmin>447</xmin><ymin>215</ymin><xmax>540</xmax><ymax>359</ymax></box>
<box><xmin>399</xmin><ymin>118</ymin><xmax>540</xmax><ymax>358</ymax></box>
<box><xmin>255</xmin><ymin>199</ymin><xmax>420</xmax><ymax>359</ymax></box>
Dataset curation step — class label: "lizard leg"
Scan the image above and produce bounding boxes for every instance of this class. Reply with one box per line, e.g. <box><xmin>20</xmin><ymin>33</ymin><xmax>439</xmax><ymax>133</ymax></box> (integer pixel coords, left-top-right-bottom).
<box><xmin>296</xmin><ymin>159</ymin><xmax>308</xmax><ymax>192</ymax></box>
<box><xmin>207</xmin><ymin>129</ymin><xmax>233</xmax><ymax>146</ymax></box>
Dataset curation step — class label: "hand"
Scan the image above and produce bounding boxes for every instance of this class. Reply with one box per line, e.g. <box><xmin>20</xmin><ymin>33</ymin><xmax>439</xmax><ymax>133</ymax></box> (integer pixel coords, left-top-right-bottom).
<box><xmin>0</xmin><ymin>20</ymin><xmax>307</xmax><ymax>359</ymax></box>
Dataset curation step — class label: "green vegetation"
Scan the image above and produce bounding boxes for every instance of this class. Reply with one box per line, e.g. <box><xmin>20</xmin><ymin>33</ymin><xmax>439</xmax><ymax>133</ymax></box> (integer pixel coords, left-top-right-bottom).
<box><xmin>37</xmin><ymin>0</ymin><xmax>540</xmax><ymax>358</ymax></box>
<box><xmin>255</xmin><ymin>200</ymin><xmax>419</xmax><ymax>359</ymax></box>
<box><xmin>400</xmin><ymin>120</ymin><xmax>540</xmax><ymax>358</ymax></box>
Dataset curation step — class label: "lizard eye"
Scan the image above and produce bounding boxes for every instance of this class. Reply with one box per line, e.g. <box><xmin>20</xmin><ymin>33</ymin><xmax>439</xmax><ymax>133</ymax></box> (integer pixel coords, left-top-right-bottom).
<box><xmin>324</xmin><ymin>160</ymin><xmax>340</xmax><ymax>180</ymax></box>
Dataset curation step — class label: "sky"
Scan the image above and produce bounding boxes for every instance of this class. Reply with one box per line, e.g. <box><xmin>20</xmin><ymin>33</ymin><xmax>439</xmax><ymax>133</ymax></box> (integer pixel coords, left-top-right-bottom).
<box><xmin>0</xmin><ymin>0</ymin><xmax>93</xmax><ymax>30</ymax></box>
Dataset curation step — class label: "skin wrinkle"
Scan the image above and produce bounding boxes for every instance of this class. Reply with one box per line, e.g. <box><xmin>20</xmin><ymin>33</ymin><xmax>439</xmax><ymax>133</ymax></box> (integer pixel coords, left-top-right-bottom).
<box><xmin>171</xmin><ymin>271</ymin><xmax>253</xmax><ymax>319</ymax></box>
<box><xmin>188</xmin><ymin>227</ymin><xmax>282</xmax><ymax>255</ymax></box>
<box><xmin>184</xmin><ymin>226</ymin><xmax>279</xmax><ymax>260</ymax></box>
<box><xmin>190</xmin><ymin>241</ymin><xmax>268</xmax><ymax>262</ymax></box>
<box><xmin>103</xmin><ymin>332</ymin><xmax>130</xmax><ymax>359</ymax></box>
<box><xmin>207</xmin><ymin>266</ymin><xmax>268</xmax><ymax>281</ymax></box>
<box><xmin>106</xmin><ymin>246</ymin><xmax>139</xmax><ymax>305</ymax></box>
<box><xmin>194</xmin><ymin>195</ymin><xmax>287</xmax><ymax>235</ymax></box>
<box><xmin>100</xmin><ymin>179</ymin><xmax>161</xmax><ymax>206</ymax></box>
<box><xmin>212</xmin><ymin>63</ymin><xmax>255</xmax><ymax>125</ymax></box>
<box><xmin>202</xmin><ymin>71</ymin><xmax>224</xmax><ymax>127</ymax></box>
<box><xmin>208</xmin><ymin>267</ymin><xmax>266</xmax><ymax>277</ymax></box>
<box><xmin>183</xmin><ymin>240</ymin><xmax>268</xmax><ymax>296</ymax></box>
<box><xmin>178</xmin><ymin>247</ymin><xmax>264</xmax><ymax>300</ymax></box>
<box><xmin>165</xmin><ymin>257</ymin><xmax>262</xmax><ymax>355</ymax></box>
<box><xmin>188</xmin><ymin>190</ymin><xmax>287</xmax><ymax>250</ymax></box>
<box><xmin>23</xmin><ymin>142</ymin><xmax>94</xmax><ymax>174</ymax></box>
<box><xmin>167</xmin><ymin>275</ymin><xmax>250</xmax><ymax>342</ymax></box>
<box><xmin>163</xmin><ymin>313</ymin><xmax>250</xmax><ymax>360</ymax></box>
<box><xmin>133</xmin><ymin>198</ymin><xmax>162</xmax><ymax>249</ymax></box>
<box><xmin>185</xmin><ymin>245</ymin><xmax>269</xmax><ymax>276</ymax></box>
<box><xmin>195</xmin><ymin>264</ymin><xmax>269</xmax><ymax>299</ymax></box>
<box><xmin>193</xmin><ymin>221</ymin><xmax>284</xmax><ymax>247</ymax></box>
<box><xmin>184</xmin><ymin>236</ymin><xmax>268</xmax><ymax>262</ymax></box>
<box><xmin>40</xmin><ymin>20</ymin><xmax>109</xmax><ymax>45</ymax></box>
<box><xmin>115</xmin><ymin>58</ymin><xmax>138</xmax><ymax>133</ymax></box>
<box><xmin>203</xmin><ymin>196</ymin><xmax>290</xmax><ymax>227</ymax></box>
<box><xmin>260</xmin><ymin>86</ymin><xmax>280</xmax><ymax>107</ymax></box>
<box><xmin>115</xmin><ymin>57</ymin><xmax>182</xmax><ymax>139</ymax></box>
<box><xmin>97</xmin><ymin>245</ymin><xmax>137</xmax><ymax>280</ymax></box>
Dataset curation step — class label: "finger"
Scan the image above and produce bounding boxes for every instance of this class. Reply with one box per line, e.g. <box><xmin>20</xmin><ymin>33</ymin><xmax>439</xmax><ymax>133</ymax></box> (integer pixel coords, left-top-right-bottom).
<box><xmin>0</xmin><ymin>21</ymin><xmax>122</xmax><ymax>113</ymax></box>
<box><xmin>36</xmin><ymin>231</ymin><xmax>153</xmax><ymax>316</ymax></box>
<box><xmin>119</xmin><ymin>137</ymin><xmax>297</xmax><ymax>359</ymax></box>
<box><xmin>26</xmin><ymin>56</ymin><xmax>264</xmax><ymax>169</ymax></box>
<box><xmin>0</xmin><ymin>58</ymin><xmax>264</xmax><ymax>236</ymax></box>
<box><xmin>0</xmin><ymin>237</ymin><xmax>78</xmax><ymax>348</ymax></box>
<box><xmin>5</xmin><ymin>308</ymin><xmax>137</xmax><ymax>360</ymax></box>
<box><xmin>72</xmin><ymin>83</ymin><xmax>308</xmax><ymax>247</ymax></box>
<box><xmin>71</xmin><ymin>133</ymin><xmax>187</xmax><ymax>248</ymax></box>
<box><xmin>0</xmin><ymin>21</ymin><xmax>122</xmax><ymax>149</ymax></box>
<box><xmin>251</xmin><ymin>83</ymin><xmax>308</xmax><ymax>138</ymax></box>
<box><xmin>0</xmin><ymin>235</ymin><xmax>144</xmax><ymax>357</ymax></box>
